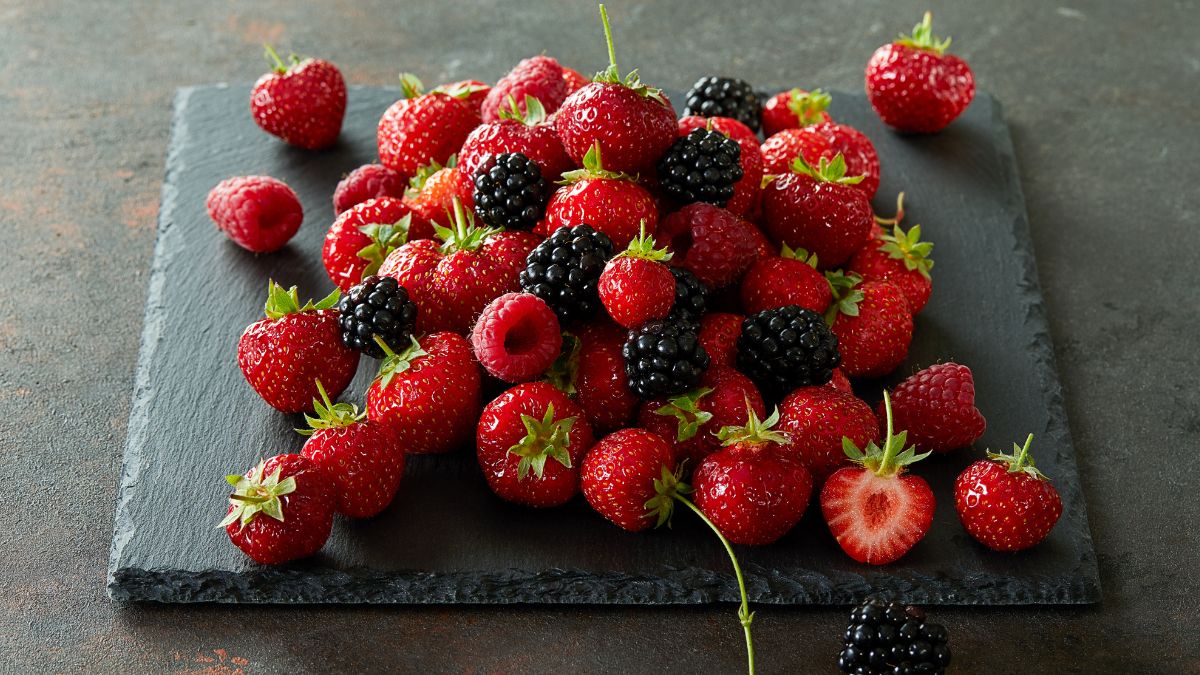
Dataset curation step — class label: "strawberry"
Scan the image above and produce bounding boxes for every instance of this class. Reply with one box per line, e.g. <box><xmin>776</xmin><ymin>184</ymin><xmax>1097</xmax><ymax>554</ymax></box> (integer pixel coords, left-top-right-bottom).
<box><xmin>298</xmin><ymin>381</ymin><xmax>405</xmax><ymax>518</ymax></box>
<box><xmin>580</xmin><ymin>428</ymin><xmax>677</xmax><ymax>532</ymax></box>
<box><xmin>637</xmin><ymin>364</ymin><xmax>766</xmax><ymax>468</ymax></box>
<box><xmin>574</xmin><ymin>320</ymin><xmax>638</xmax><ymax>433</ymax></box>
<box><xmin>883</xmin><ymin>362</ymin><xmax>986</xmax><ymax>453</ymax></box>
<box><xmin>806</xmin><ymin>121</ymin><xmax>880</xmax><ymax>199</ymax></box>
<box><xmin>849</xmin><ymin>223</ymin><xmax>934</xmax><ymax>313</ymax></box>
<box><xmin>598</xmin><ymin>224</ymin><xmax>675</xmax><ymax>328</ymax></box>
<box><xmin>778</xmin><ymin>385</ymin><xmax>879</xmax><ymax>483</ymax></box>
<box><xmin>554</xmin><ymin>6</ymin><xmax>677</xmax><ymax>174</ymax></box>
<box><xmin>820</xmin><ymin>391</ymin><xmax>934</xmax><ymax>564</ymax></box>
<box><xmin>366</xmin><ymin>332</ymin><xmax>481</xmax><ymax>454</ymax></box>
<box><xmin>676</xmin><ymin>116</ymin><xmax>765</xmax><ymax>217</ymax></box>
<box><xmin>237</xmin><ymin>282</ymin><xmax>359</xmax><ymax>414</ymax></box>
<box><xmin>697</xmin><ymin>312</ymin><xmax>744</xmax><ymax>368</ymax></box>
<box><xmin>954</xmin><ymin>434</ymin><xmax>1062</xmax><ymax>551</ymax></box>
<box><xmin>476</xmin><ymin>382</ymin><xmax>595</xmax><ymax>507</ymax></box>
<box><xmin>457</xmin><ymin>96</ymin><xmax>573</xmax><ymax>180</ymax></box>
<box><xmin>744</xmin><ymin>223</ymin><xmax>774</xmax><ymax>259</ymax></box>
<box><xmin>322</xmin><ymin>197</ymin><xmax>426</xmax><ymax>292</ymax></box>
<box><xmin>562</xmin><ymin>66</ymin><xmax>590</xmax><ymax>94</ymax></box>
<box><xmin>740</xmin><ymin>243</ymin><xmax>831</xmax><ymax>315</ymax></box>
<box><xmin>762</xmin><ymin>155</ymin><xmax>874</xmax><ymax>269</ymax></box>
<box><xmin>206</xmin><ymin>176</ymin><xmax>303</xmax><ymax>253</ymax></box>
<box><xmin>761</xmin><ymin>88</ymin><xmax>832</xmax><ymax>137</ymax></box>
<box><xmin>377</xmin><ymin>74</ymin><xmax>481</xmax><ymax>176</ymax></box>
<box><xmin>333</xmin><ymin>164</ymin><xmax>408</xmax><ymax>215</ymax></box>
<box><xmin>656</xmin><ymin>203</ymin><xmax>758</xmax><ymax>289</ymax></box>
<box><xmin>539</xmin><ymin>144</ymin><xmax>658</xmax><ymax>250</ymax></box>
<box><xmin>437</xmin><ymin>79</ymin><xmax>491</xmax><ymax>114</ymax></box>
<box><xmin>250</xmin><ymin>46</ymin><xmax>346</xmax><ymax>150</ymax></box>
<box><xmin>402</xmin><ymin>158</ymin><xmax>475</xmax><ymax>225</ymax></box>
<box><xmin>481</xmin><ymin>55</ymin><xmax>568</xmax><ymax>124</ymax></box>
<box><xmin>760</xmin><ymin>126</ymin><xmax>832</xmax><ymax>175</ymax></box>
<box><xmin>825</xmin><ymin>272</ymin><xmax>914</xmax><ymax>378</ymax></box>
<box><xmin>220</xmin><ymin>453</ymin><xmax>335</xmax><ymax>565</ymax></box>
<box><xmin>866</xmin><ymin>13</ymin><xmax>975</xmax><ymax>133</ymax></box>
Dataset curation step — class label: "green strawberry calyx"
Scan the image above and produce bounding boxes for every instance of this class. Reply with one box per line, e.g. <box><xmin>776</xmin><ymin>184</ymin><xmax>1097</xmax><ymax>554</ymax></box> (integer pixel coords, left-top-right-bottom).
<box><xmin>878</xmin><ymin>224</ymin><xmax>934</xmax><ymax>281</ymax></box>
<box><xmin>430</xmin><ymin>80</ymin><xmax>489</xmax><ymax>101</ymax></box>
<box><xmin>874</xmin><ymin>191</ymin><xmax>906</xmax><ymax>227</ymax></box>
<box><xmin>845</xmin><ymin>390</ymin><xmax>931</xmax><ymax>478</ymax></box>
<box><xmin>791</xmin><ymin>153</ymin><xmax>866</xmax><ymax>185</ymax></box>
<box><xmin>716</xmin><ymin>404</ymin><xmax>791</xmax><ymax>448</ymax></box>
<box><xmin>263</xmin><ymin>44</ymin><xmax>302</xmax><ymax>74</ymax></box>
<box><xmin>508</xmin><ymin>403</ymin><xmax>577</xmax><ymax>481</ymax></box>
<box><xmin>498</xmin><ymin>94</ymin><xmax>549</xmax><ymax>126</ymax></box>
<box><xmin>644</xmin><ymin>463</ymin><xmax>691</xmax><ymax>528</ymax></box>
<box><xmin>217</xmin><ymin>459</ymin><xmax>297</xmax><ymax>530</ymax></box>
<box><xmin>373</xmin><ymin>335</ymin><xmax>429</xmax><ymax>389</ymax></box>
<box><xmin>297</xmin><ymin>379</ymin><xmax>364</xmax><ymax>437</ymax></box>
<box><xmin>398</xmin><ymin>73</ymin><xmax>425</xmax><ymax>99</ymax></box>
<box><xmin>779</xmin><ymin>243</ymin><xmax>819</xmax><ymax>268</ymax></box>
<box><xmin>986</xmin><ymin>433</ymin><xmax>1050</xmax><ymax>481</ymax></box>
<box><xmin>433</xmin><ymin>197</ymin><xmax>503</xmax><ymax>254</ymax></box>
<box><xmin>559</xmin><ymin>142</ymin><xmax>637</xmax><ymax>184</ymax></box>
<box><xmin>356</xmin><ymin>215</ymin><xmax>412</xmax><ymax>279</ymax></box>
<box><xmin>895</xmin><ymin>12</ymin><xmax>952</xmax><ymax>56</ymax></box>
<box><xmin>591</xmin><ymin>4</ymin><xmax>666</xmax><ymax>104</ymax></box>
<box><xmin>615</xmin><ymin>220</ymin><xmax>672</xmax><ymax>263</ymax></box>
<box><xmin>405</xmin><ymin>156</ymin><xmax>457</xmax><ymax>199</ymax></box>
<box><xmin>655</xmin><ymin>387</ymin><xmax>715</xmax><ymax>442</ymax></box>
<box><xmin>823</xmin><ymin>271</ymin><xmax>865</xmax><ymax>324</ymax></box>
<box><xmin>263</xmin><ymin>281</ymin><xmax>339</xmax><ymax>320</ymax></box>
<box><xmin>786</xmin><ymin>88</ymin><xmax>832</xmax><ymax>126</ymax></box>
<box><xmin>542</xmin><ymin>332</ymin><xmax>581</xmax><ymax>395</ymax></box>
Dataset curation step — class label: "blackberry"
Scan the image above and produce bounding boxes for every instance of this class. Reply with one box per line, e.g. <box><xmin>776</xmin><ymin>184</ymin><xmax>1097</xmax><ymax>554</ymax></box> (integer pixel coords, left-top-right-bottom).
<box><xmin>337</xmin><ymin>275</ymin><xmax>418</xmax><ymax>359</ymax></box>
<box><xmin>519</xmin><ymin>224</ymin><xmax>615</xmax><ymax>323</ymax></box>
<box><xmin>683</xmin><ymin>76</ymin><xmax>762</xmax><ymax>133</ymax></box>
<box><xmin>736</xmin><ymin>305</ymin><xmax>840</xmax><ymax>396</ymax></box>
<box><xmin>656</xmin><ymin>128</ymin><xmax>743</xmax><ymax>207</ymax></box>
<box><xmin>668</xmin><ymin>267</ymin><xmax>708</xmax><ymax>323</ymax></box>
<box><xmin>837</xmin><ymin>598</ymin><xmax>951</xmax><ymax>675</ymax></box>
<box><xmin>623</xmin><ymin>320</ymin><xmax>710</xmax><ymax>399</ymax></box>
<box><xmin>472</xmin><ymin>152</ymin><xmax>550</xmax><ymax>230</ymax></box>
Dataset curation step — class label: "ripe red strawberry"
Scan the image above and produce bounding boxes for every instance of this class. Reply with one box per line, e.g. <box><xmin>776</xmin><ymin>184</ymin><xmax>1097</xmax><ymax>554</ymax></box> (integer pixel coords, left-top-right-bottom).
<box><xmin>866</xmin><ymin>13</ymin><xmax>975</xmax><ymax>133</ymax></box>
<box><xmin>402</xmin><ymin>159</ymin><xmax>475</xmax><ymax>225</ymax></box>
<box><xmin>676</xmin><ymin>116</ymin><xmax>765</xmax><ymax>217</ymax></box>
<box><xmin>554</xmin><ymin>6</ymin><xmax>677</xmax><ymax>174</ymax></box>
<box><xmin>760</xmin><ymin>126</ymin><xmax>832</xmax><ymax>175</ymax></box>
<box><xmin>762</xmin><ymin>155</ymin><xmax>874</xmax><ymax>269</ymax></box>
<box><xmin>744</xmin><ymin>223</ymin><xmax>774</xmax><ymax>259</ymax></box>
<box><xmin>883</xmin><ymin>362</ymin><xmax>986</xmax><ymax>453</ymax></box>
<box><xmin>539</xmin><ymin>144</ymin><xmax>658</xmax><ymax>249</ymax></box>
<box><xmin>637</xmin><ymin>364</ymin><xmax>765</xmax><ymax>468</ymax></box>
<box><xmin>220</xmin><ymin>453</ymin><xmax>335</xmax><ymax>565</ymax></box>
<box><xmin>237</xmin><ymin>282</ymin><xmax>359</xmax><ymax>414</ymax></box>
<box><xmin>562</xmin><ymin>66</ymin><xmax>590</xmax><ymax>94</ymax></box>
<box><xmin>333</xmin><ymin>164</ymin><xmax>408</xmax><ymax>215</ymax></box>
<box><xmin>250</xmin><ymin>46</ymin><xmax>345</xmax><ymax>150</ymax></box>
<box><xmin>437</xmin><ymin>79</ymin><xmax>491</xmax><ymax>114</ymax></box>
<box><xmin>820</xmin><ymin>391</ymin><xmax>934</xmax><ymax>564</ymax></box>
<box><xmin>598</xmin><ymin>225</ymin><xmax>675</xmax><ymax>328</ymax></box>
<box><xmin>206</xmin><ymin>175</ymin><xmax>303</xmax><ymax>253</ymax></box>
<box><xmin>778</xmin><ymin>385</ymin><xmax>879</xmax><ymax>483</ymax></box>
<box><xmin>322</xmin><ymin>197</ymin><xmax>426</xmax><ymax>292</ymax></box>
<box><xmin>807</xmin><ymin>121</ymin><xmax>880</xmax><ymax>199</ymax></box>
<box><xmin>826</xmin><ymin>272</ymin><xmax>914</xmax><ymax>378</ymax></box>
<box><xmin>458</xmin><ymin>97</ymin><xmax>573</xmax><ymax>180</ymax></box>
<box><xmin>849</xmin><ymin>224</ymin><xmax>934</xmax><ymax>313</ymax></box>
<box><xmin>378</xmin><ymin>74</ymin><xmax>481</xmax><ymax>175</ymax></box>
<box><xmin>740</xmin><ymin>243</ymin><xmax>831</xmax><ymax>315</ymax></box>
<box><xmin>697</xmin><ymin>313</ymin><xmax>744</xmax><ymax>368</ymax></box>
<box><xmin>471</xmin><ymin>292</ymin><xmax>563</xmax><ymax>383</ymax></box>
<box><xmin>656</xmin><ymin>203</ymin><xmax>758</xmax><ymax>289</ymax></box>
<box><xmin>693</xmin><ymin>407</ymin><xmax>814</xmax><ymax>545</ymax></box>
<box><xmin>581</xmin><ymin>428</ymin><xmax>678</xmax><ymax>532</ymax></box>
<box><xmin>366</xmin><ymin>331</ymin><xmax>481</xmax><ymax>454</ymax></box>
<box><xmin>298</xmin><ymin>382</ymin><xmax>405</xmax><ymax>518</ymax></box>
<box><xmin>476</xmin><ymin>382</ymin><xmax>595</xmax><ymax>507</ymax></box>
<box><xmin>481</xmin><ymin>55</ymin><xmax>568</xmax><ymax>124</ymax></box>
<box><xmin>574</xmin><ymin>320</ymin><xmax>638</xmax><ymax>433</ymax></box>
<box><xmin>955</xmin><ymin>434</ymin><xmax>1062</xmax><ymax>551</ymax></box>
<box><xmin>761</xmin><ymin>88</ymin><xmax>832</xmax><ymax>137</ymax></box>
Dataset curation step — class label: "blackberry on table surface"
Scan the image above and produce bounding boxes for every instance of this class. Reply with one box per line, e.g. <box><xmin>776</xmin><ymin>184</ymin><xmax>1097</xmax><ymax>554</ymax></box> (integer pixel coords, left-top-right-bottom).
<box><xmin>337</xmin><ymin>275</ymin><xmax>418</xmax><ymax>358</ymax></box>
<box><xmin>683</xmin><ymin>76</ymin><xmax>762</xmax><ymax>133</ymax></box>
<box><xmin>657</xmin><ymin>128</ymin><xmax>743</xmax><ymax>207</ymax></box>
<box><xmin>736</xmin><ymin>305</ymin><xmax>840</xmax><ymax>396</ymax></box>
<box><xmin>519</xmin><ymin>224</ymin><xmax>615</xmax><ymax>323</ymax></box>
<box><xmin>623</xmin><ymin>320</ymin><xmax>710</xmax><ymax>399</ymax></box>
<box><xmin>838</xmin><ymin>598</ymin><xmax>951</xmax><ymax>675</ymax></box>
<box><xmin>472</xmin><ymin>152</ymin><xmax>550</xmax><ymax>230</ymax></box>
<box><xmin>668</xmin><ymin>267</ymin><xmax>709</xmax><ymax>323</ymax></box>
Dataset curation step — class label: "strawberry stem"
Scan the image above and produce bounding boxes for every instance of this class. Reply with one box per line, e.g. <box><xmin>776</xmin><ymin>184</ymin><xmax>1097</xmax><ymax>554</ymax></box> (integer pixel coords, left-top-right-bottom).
<box><xmin>874</xmin><ymin>192</ymin><xmax>906</xmax><ymax>227</ymax></box>
<box><xmin>599</xmin><ymin>4</ymin><xmax>618</xmax><ymax>77</ymax></box>
<box><xmin>263</xmin><ymin>44</ymin><xmax>287</xmax><ymax>73</ymax></box>
<box><xmin>877</xmin><ymin>390</ymin><xmax>899</xmax><ymax>474</ymax></box>
<box><xmin>1013</xmin><ymin>433</ymin><xmax>1034</xmax><ymax>471</ymax></box>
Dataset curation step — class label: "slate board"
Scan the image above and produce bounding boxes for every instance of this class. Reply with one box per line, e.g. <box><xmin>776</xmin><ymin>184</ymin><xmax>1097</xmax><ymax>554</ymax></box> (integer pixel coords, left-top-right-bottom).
<box><xmin>107</xmin><ymin>84</ymin><xmax>1100</xmax><ymax>605</ymax></box>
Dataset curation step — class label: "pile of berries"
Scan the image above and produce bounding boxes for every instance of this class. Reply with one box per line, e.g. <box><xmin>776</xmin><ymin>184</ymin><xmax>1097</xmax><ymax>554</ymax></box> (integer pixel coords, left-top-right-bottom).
<box><xmin>210</xmin><ymin>8</ymin><xmax>1056</xmax><ymax>673</ymax></box>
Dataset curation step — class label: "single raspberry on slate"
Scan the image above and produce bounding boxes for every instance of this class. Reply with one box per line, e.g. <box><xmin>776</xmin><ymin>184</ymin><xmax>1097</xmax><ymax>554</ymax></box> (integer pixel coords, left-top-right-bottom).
<box><xmin>883</xmin><ymin>362</ymin><xmax>986</xmax><ymax>453</ymax></box>
<box><xmin>333</xmin><ymin>164</ymin><xmax>408</xmax><ymax>215</ymax></box>
<box><xmin>206</xmin><ymin>175</ymin><xmax>303</xmax><ymax>253</ymax></box>
<box><xmin>471</xmin><ymin>292</ymin><xmax>564</xmax><ymax>383</ymax></box>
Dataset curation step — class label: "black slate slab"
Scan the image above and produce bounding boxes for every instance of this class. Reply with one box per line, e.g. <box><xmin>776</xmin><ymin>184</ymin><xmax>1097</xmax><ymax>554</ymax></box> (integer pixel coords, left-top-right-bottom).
<box><xmin>107</xmin><ymin>84</ymin><xmax>1100</xmax><ymax>605</ymax></box>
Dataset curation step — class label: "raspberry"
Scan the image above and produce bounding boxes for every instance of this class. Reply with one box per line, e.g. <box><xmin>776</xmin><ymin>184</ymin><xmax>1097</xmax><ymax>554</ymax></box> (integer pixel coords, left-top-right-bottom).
<box><xmin>471</xmin><ymin>292</ymin><xmax>563</xmax><ymax>383</ymax></box>
<box><xmin>333</xmin><ymin>164</ymin><xmax>407</xmax><ymax>215</ymax></box>
<box><xmin>205</xmin><ymin>175</ymin><xmax>302</xmax><ymax>253</ymax></box>
<box><xmin>657</xmin><ymin>203</ymin><xmax>758</xmax><ymax>288</ymax></box>
<box><xmin>883</xmin><ymin>362</ymin><xmax>986</xmax><ymax>453</ymax></box>
<box><xmin>481</xmin><ymin>55</ymin><xmax>567</xmax><ymax>124</ymax></box>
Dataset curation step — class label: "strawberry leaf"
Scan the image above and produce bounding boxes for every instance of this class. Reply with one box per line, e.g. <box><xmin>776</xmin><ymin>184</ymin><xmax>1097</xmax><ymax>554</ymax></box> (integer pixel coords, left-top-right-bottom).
<box><xmin>508</xmin><ymin>404</ymin><xmax>577</xmax><ymax>481</ymax></box>
<box><xmin>654</xmin><ymin>387</ymin><xmax>714</xmax><ymax>442</ymax></box>
<box><xmin>785</xmin><ymin>88</ymin><xmax>832</xmax><ymax>126</ymax></box>
<box><xmin>895</xmin><ymin>12</ymin><xmax>952</xmax><ymax>56</ymax></box>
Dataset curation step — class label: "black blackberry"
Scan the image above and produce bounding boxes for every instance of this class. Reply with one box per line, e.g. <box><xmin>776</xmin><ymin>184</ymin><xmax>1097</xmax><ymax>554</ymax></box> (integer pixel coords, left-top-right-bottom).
<box><xmin>683</xmin><ymin>76</ymin><xmax>762</xmax><ymax>133</ymax></box>
<box><xmin>668</xmin><ymin>267</ymin><xmax>708</xmax><ymax>323</ymax></box>
<box><xmin>472</xmin><ymin>152</ymin><xmax>550</xmax><ymax>230</ymax></box>
<box><xmin>837</xmin><ymin>598</ymin><xmax>951</xmax><ymax>675</ymax></box>
<box><xmin>519</xmin><ymin>224</ymin><xmax>615</xmax><ymax>323</ymax></box>
<box><xmin>736</xmin><ymin>305</ymin><xmax>840</xmax><ymax>396</ymax></box>
<box><xmin>656</xmin><ymin>128</ymin><xmax>743</xmax><ymax>207</ymax></box>
<box><xmin>623</xmin><ymin>320</ymin><xmax>710</xmax><ymax>399</ymax></box>
<box><xmin>337</xmin><ymin>275</ymin><xmax>418</xmax><ymax>359</ymax></box>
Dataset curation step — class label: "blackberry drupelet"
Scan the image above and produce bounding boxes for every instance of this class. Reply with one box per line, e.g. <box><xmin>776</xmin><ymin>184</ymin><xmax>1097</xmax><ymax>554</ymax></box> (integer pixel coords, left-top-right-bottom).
<box><xmin>737</xmin><ymin>305</ymin><xmax>840</xmax><ymax>396</ymax></box>
<box><xmin>472</xmin><ymin>152</ymin><xmax>550</xmax><ymax>230</ymax></box>
<box><xmin>657</xmin><ymin>128</ymin><xmax>743</xmax><ymax>207</ymax></box>
<box><xmin>668</xmin><ymin>267</ymin><xmax>709</xmax><ymax>323</ymax></box>
<box><xmin>623</xmin><ymin>320</ymin><xmax>710</xmax><ymax>399</ymax></box>
<box><xmin>519</xmin><ymin>224</ymin><xmax>615</xmax><ymax>323</ymax></box>
<box><xmin>337</xmin><ymin>275</ymin><xmax>418</xmax><ymax>359</ymax></box>
<box><xmin>683</xmin><ymin>76</ymin><xmax>763</xmax><ymax>132</ymax></box>
<box><xmin>837</xmin><ymin>597</ymin><xmax>951</xmax><ymax>675</ymax></box>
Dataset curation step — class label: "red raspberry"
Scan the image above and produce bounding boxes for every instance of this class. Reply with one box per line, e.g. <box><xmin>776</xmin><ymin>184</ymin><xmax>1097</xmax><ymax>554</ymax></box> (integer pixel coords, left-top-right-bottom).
<box><xmin>562</xmin><ymin>66</ymin><xmax>590</xmax><ymax>93</ymax></box>
<box><xmin>881</xmin><ymin>362</ymin><xmax>986</xmax><ymax>453</ymax></box>
<box><xmin>333</xmin><ymin>164</ymin><xmax>408</xmax><ymax>215</ymax></box>
<box><xmin>206</xmin><ymin>176</ymin><xmax>302</xmax><ymax>253</ymax></box>
<box><xmin>760</xmin><ymin>127</ymin><xmax>832</xmax><ymax>175</ymax></box>
<box><xmin>481</xmin><ymin>55</ymin><xmax>568</xmax><ymax>124</ymax></box>
<box><xmin>471</xmin><ymin>293</ymin><xmax>563</xmax><ymax>383</ymax></box>
<box><xmin>656</xmin><ymin>203</ymin><xmax>758</xmax><ymax>289</ymax></box>
<box><xmin>697</xmin><ymin>312</ymin><xmax>743</xmax><ymax>368</ymax></box>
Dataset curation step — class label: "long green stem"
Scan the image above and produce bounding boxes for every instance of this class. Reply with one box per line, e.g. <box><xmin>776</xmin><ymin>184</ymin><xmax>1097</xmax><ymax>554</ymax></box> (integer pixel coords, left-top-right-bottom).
<box><xmin>598</xmin><ymin>4</ymin><xmax>618</xmax><ymax>73</ymax></box>
<box><xmin>675</xmin><ymin>495</ymin><xmax>755</xmax><ymax>675</ymax></box>
<box><xmin>877</xmin><ymin>390</ymin><xmax>900</xmax><ymax>474</ymax></box>
<box><xmin>1014</xmin><ymin>433</ymin><xmax>1034</xmax><ymax>470</ymax></box>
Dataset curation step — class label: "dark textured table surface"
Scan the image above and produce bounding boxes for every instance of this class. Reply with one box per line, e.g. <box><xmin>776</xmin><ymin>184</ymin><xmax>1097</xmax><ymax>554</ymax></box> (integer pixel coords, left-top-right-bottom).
<box><xmin>1</xmin><ymin>0</ymin><xmax>1197</xmax><ymax>672</ymax></box>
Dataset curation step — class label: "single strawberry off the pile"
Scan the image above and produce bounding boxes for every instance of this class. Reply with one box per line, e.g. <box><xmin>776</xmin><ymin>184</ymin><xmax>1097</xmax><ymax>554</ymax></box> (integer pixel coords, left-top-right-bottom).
<box><xmin>598</xmin><ymin>224</ymin><xmax>676</xmax><ymax>329</ymax></box>
<box><xmin>955</xmin><ymin>434</ymin><xmax>1063</xmax><ymax>551</ymax></box>
<box><xmin>237</xmin><ymin>282</ymin><xmax>359</xmax><ymax>413</ymax></box>
<box><xmin>377</xmin><ymin>74</ymin><xmax>481</xmax><ymax>175</ymax></box>
<box><xmin>762</xmin><ymin>155</ymin><xmax>874</xmax><ymax>269</ymax></box>
<box><xmin>540</xmin><ymin>143</ymin><xmax>659</xmax><ymax>249</ymax></box>
<box><xmin>740</xmin><ymin>244</ymin><xmax>831</xmax><ymax>315</ymax></box>
<box><xmin>206</xmin><ymin>175</ymin><xmax>303</xmax><ymax>253</ymax></box>
<box><xmin>778</xmin><ymin>385</ymin><xmax>879</xmax><ymax>483</ymax></box>
<box><xmin>825</xmin><ymin>271</ymin><xmax>914</xmax><ymax>379</ymax></box>
<box><xmin>883</xmin><ymin>362</ymin><xmax>986</xmax><ymax>453</ymax></box>
<box><xmin>322</xmin><ymin>197</ymin><xmax>426</xmax><ymax>292</ymax></box>
<box><xmin>250</xmin><ymin>45</ymin><xmax>346</xmax><ymax>150</ymax></box>
<box><xmin>866</xmin><ymin>12</ymin><xmax>975</xmax><ymax>133</ymax></box>
<box><xmin>220</xmin><ymin>454</ymin><xmax>335</xmax><ymax>565</ymax></box>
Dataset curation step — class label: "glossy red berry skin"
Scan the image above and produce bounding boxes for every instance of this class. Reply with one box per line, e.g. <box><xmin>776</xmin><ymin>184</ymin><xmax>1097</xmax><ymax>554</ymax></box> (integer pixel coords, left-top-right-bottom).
<box><xmin>866</xmin><ymin>43</ymin><xmax>975</xmax><ymax>133</ymax></box>
<box><xmin>575</xmin><ymin>320</ymin><xmax>639</xmax><ymax>434</ymax></box>
<box><xmin>377</xmin><ymin>93</ymin><xmax>480</xmax><ymax>176</ymax></box>
<box><xmin>598</xmin><ymin>257</ymin><xmax>675</xmax><ymax>329</ymax></box>
<box><xmin>760</xmin><ymin>127</ymin><xmax>832</xmax><ymax>175</ymax></box>
<box><xmin>301</xmin><ymin>420</ymin><xmax>405</xmax><ymax>519</ymax></box>
<box><xmin>883</xmin><ymin>362</ymin><xmax>986</xmax><ymax>453</ymax></box>
<box><xmin>471</xmin><ymin>293</ymin><xmax>563</xmax><ymax>383</ymax></box>
<box><xmin>333</xmin><ymin>164</ymin><xmax>408</xmax><ymax>215</ymax></box>
<box><xmin>830</xmin><ymin>280</ymin><xmax>913</xmax><ymax>378</ymax></box>
<box><xmin>539</xmin><ymin>179</ymin><xmax>658</xmax><ymax>250</ymax></box>
<box><xmin>237</xmin><ymin>309</ymin><xmax>359</xmax><ymax>414</ymax></box>
<box><xmin>697</xmin><ymin>313</ymin><xmax>744</xmax><ymax>368</ymax></box>
<box><xmin>740</xmin><ymin>254</ymin><xmax>831</xmax><ymax>315</ymax></box>
<box><xmin>761</xmin><ymin>90</ymin><xmax>833</xmax><ymax>137</ymax></box>
<box><xmin>954</xmin><ymin>459</ymin><xmax>1062</xmax><ymax>551</ymax></box>
<box><xmin>225</xmin><ymin>454</ymin><xmax>336</xmax><ymax>565</ymax></box>
<box><xmin>481</xmin><ymin>55</ymin><xmax>567</xmax><ymax>124</ymax></box>
<box><xmin>206</xmin><ymin>176</ymin><xmax>303</xmax><ymax>253</ymax></box>
<box><xmin>458</xmin><ymin>120</ymin><xmax>573</xmax><ymax>181</ymax></box>
<box><xmin>778</xmin><ymin>386</ymin><xmax>880</xmax><ymax>483</ymax></box>
<box><xmin>807</xmin><ymin>122</ymin><xmax>880</xmax><ymax>199</ymax></box>
<box><xmin>555</xmin><ymin>83</ymin><xmax>678</xmax><ymax>174</ymax></box>
<box><xmin>657</xmin><ymin>204</ymin><xmax>759</xmax><ymax>289</ymax></box>
<box><xmin>761</xmin><ymin>173</ymin><xmax>874</xmax><ymax>269</ymax></box>
<box><xmin>250</xmin><ymin>58</ymin><xmax>346</xmax><ymax>150</ymax></box>
<box><xmin>693</xmin><ymin>440</ymin><xmax>813</xmax><ymax>546</ymax></box>
<box><xmin>322</xmin><ymin>197</ymin><xmax>424</xmax><ymax>292</ymax></box>
<box><xmin>581</xmin><ymin>428</ymin><xmax>676</xmax><ymax>532</ymax></box>
<box><xmin>849</xmin><ymin>241</ymin><xmax>932</xmax><ymax>314</ymax></box>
